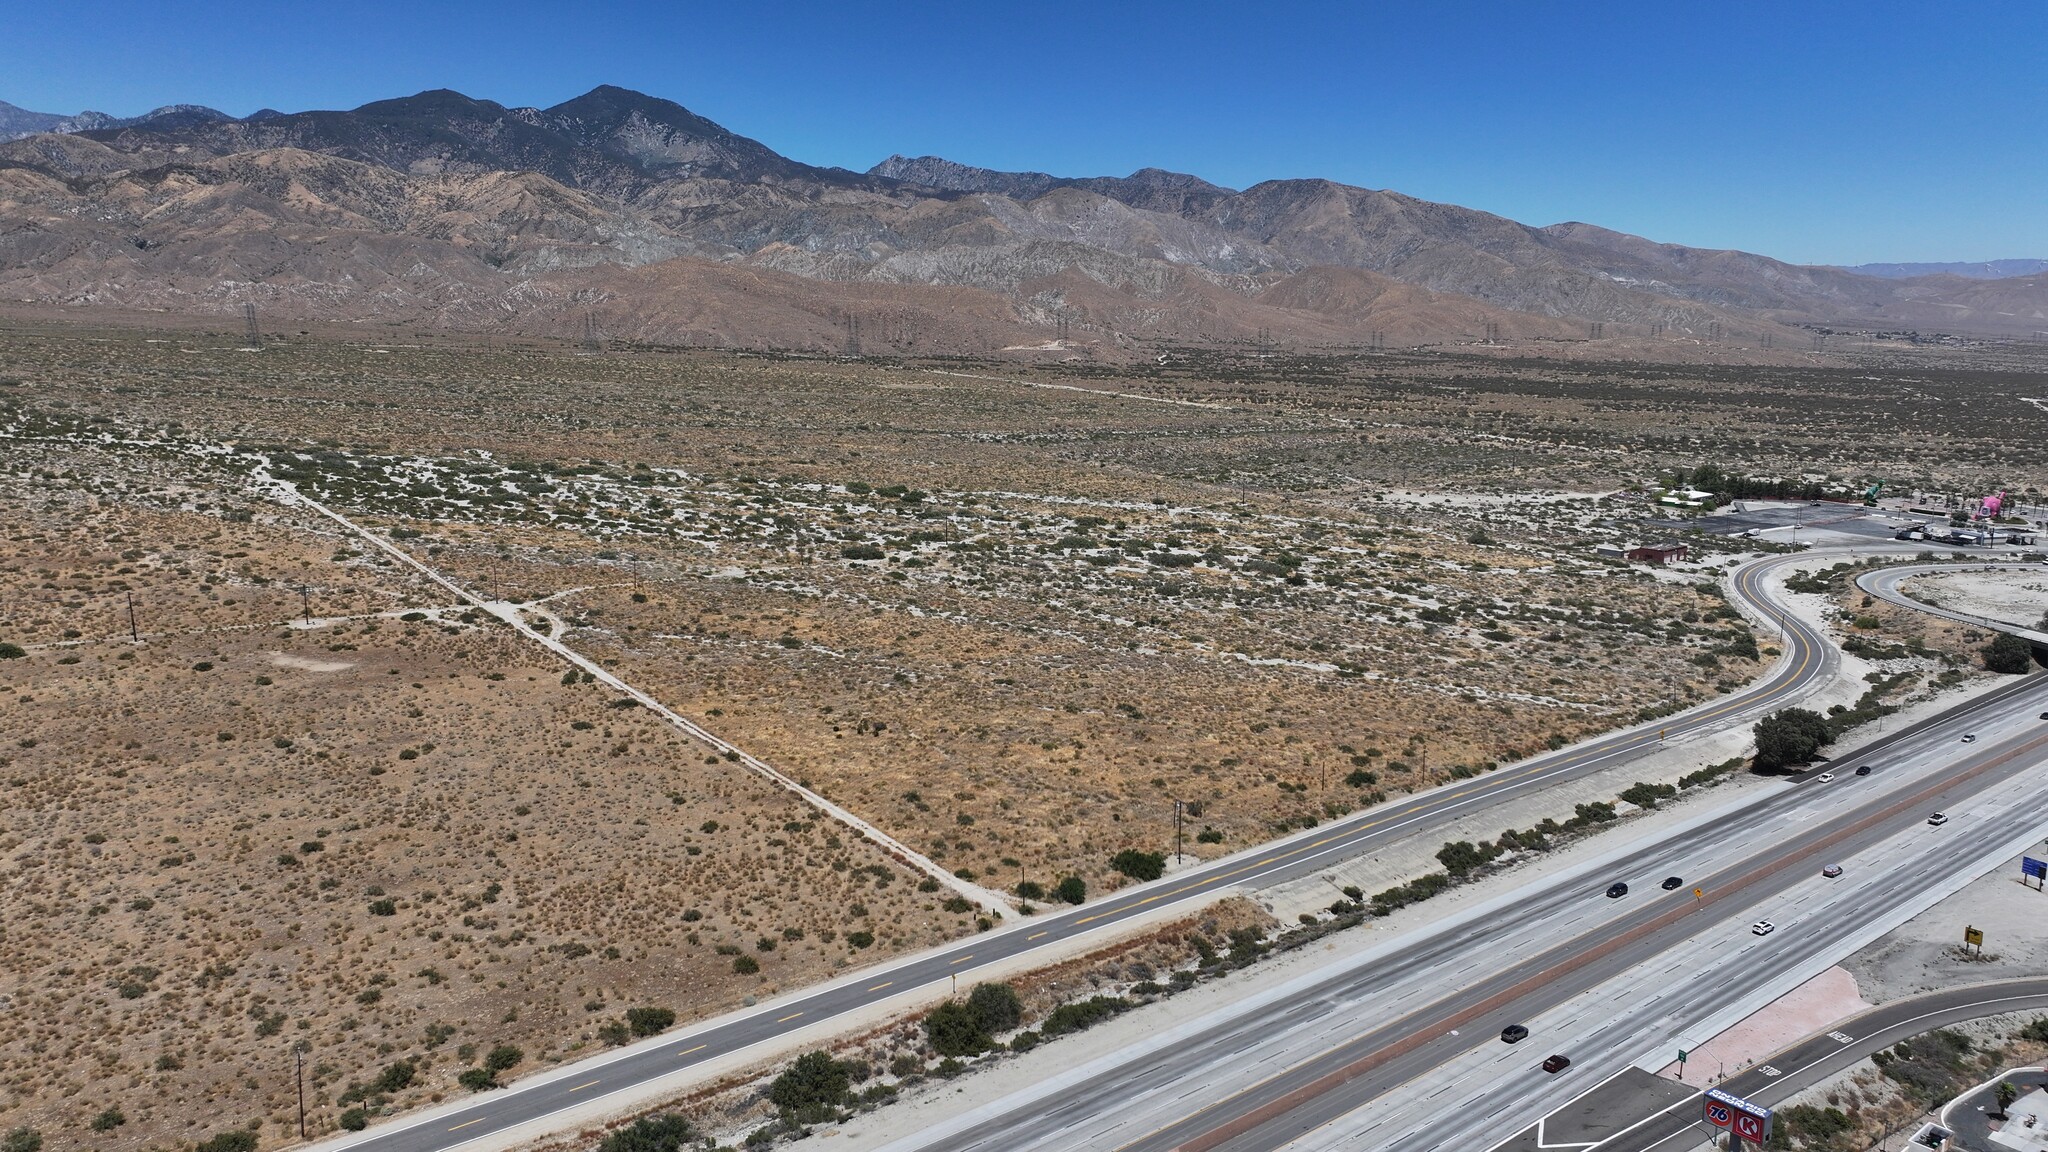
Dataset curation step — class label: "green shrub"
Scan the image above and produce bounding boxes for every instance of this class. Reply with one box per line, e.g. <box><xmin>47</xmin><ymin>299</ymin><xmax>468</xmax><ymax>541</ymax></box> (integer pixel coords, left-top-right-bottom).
<box><xmin>732</xmin><ymin>954</ymin><xmax>760</xmax><ymax>974</ymax></box>
<box><xmin>1753</xmin><ymin>707</ymin><xmax>1832</xmax><ymax>770</ymax></box>
<box><xmin>1984</xmin><ymin>632</ymin><xmax>2035</xmax><ymax>674</ymax></box>
<box><xmin>483</xmin><ymin>1044</ymin><xmax>523</xmax><ymax>1073</ymax></box>
<box><xmin>966</xmin><ymin>982</ymin><xmax>1023</xmax><ymax>1035</ymax></box>
<box><xmin>1015</xmin><ymin>880</ymin><xmax>1045</xmax><ymax>901</ymax></box>
<box><xmin>625</xmin><ymin>1007</ymin><xmax>675</xmax><ymax>1037</ymax></box>
<box><xmin>599</xmin><ymin>1115</ymin><xmax>696</xmax><ymax>1152</ymax></box>
<box><xmin>925</xmin><ymin>1001</ymin><xmax>990</xmax><ymax>1057</ymax></box>
<box><xmin>90</xmin><ymin>1109</ymin><xmax>125</xmax><ymax>1133</ymax></box>
<box><xmin>1618</xmin><ymin>782</ymin><xmax>1677</xmax><ymax>809</ymax></box>
<box><xmin>1055</xmin><ymin>876</ymin><xmax>1087</xmax><ymax>905</ymax></box>
<box><xmin>338</xmin><ymin>1109</ymin><xmax>369</xmax><ymax>1132</ymax></box>
<box><xmin>0</xmin><ymin>643</ymin><xmax>24</xmax><ymax>660</ymax></box>
<box><xmin>1109</xmin><ymin>850</ymin><xmax>1166</xmax><ymax>882</ymax></box>
<box><xmin>194</xmin><ymin>1131</ymin><xmax>258</xmax><ymax>1152</ymax></box>
<box><xmin>769</xmin><ymin>1051</ymin><xmax>853</xmax><ymax>1111</ymax></box>
<box><xmin>374</xmin><ymin>1060</ymin><xmax>415</xmax><ymax>1093</ymax></box>
<box><xmin>1040</xmin><ymin>996</ymin><xmax>1132</xmax><ymax>1037</ymax></box>
<box><xmin>457</xmin><ymin>1068</ymin><xmax>497</xmax><ymax>1092</ymax></box>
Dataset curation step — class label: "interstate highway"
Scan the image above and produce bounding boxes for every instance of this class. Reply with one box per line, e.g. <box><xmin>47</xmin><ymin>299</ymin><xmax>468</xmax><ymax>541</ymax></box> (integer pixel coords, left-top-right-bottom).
<box><xmin>321</xmin><ymin>549</ymin><xmax>1859</xmax><ymax>1152</ymax></box>
<box><xmin>874</xmin><ymin>674</ymin><xmax>2048</xmax><ymax>1152</ymax></box>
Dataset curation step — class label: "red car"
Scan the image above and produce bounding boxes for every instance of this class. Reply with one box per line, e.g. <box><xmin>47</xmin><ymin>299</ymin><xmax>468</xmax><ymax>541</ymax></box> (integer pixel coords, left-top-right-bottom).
<box><xmin>1542</xmin><ymin>1054</ymin><xmax>1572</xmax><ymax>1074</ymax></box>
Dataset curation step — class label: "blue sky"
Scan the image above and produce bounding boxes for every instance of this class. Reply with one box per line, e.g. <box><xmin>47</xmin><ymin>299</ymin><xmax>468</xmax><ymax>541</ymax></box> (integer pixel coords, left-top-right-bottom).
<box><xmin>6</xmin><ymin>1</ymin><xmax>2041</xmax><ymax>265</ymax></box>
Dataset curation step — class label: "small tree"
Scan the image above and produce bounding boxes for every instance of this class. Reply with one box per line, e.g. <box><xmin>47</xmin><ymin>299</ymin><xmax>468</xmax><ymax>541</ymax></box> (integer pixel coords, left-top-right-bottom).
<box><xmin>600</xmin><ymin>1116</ymin><xmax>695</xmax><ymax>1152</ymax></box>
<box><xmin>0</xmin><ymin>642</ymin><xmax>24</xmax><ymax>660</ymax></box>
<box><xmin>1054</xmin><ymin>876</ymin><xmax>1087</xmax><ymax>905</ymax></box>
<box><xmin>1984</xmin><ymin>633</ymin><xmax>2035</xmax><ymax>674</ymax></box>
<box><xmin>924</xmin><ymin>1001</ymin><xmax>990</xmax><ymax>1057</ymax></box>
<box><xmin>194</xmin><ymin>1132</ymin><xmax>258</xmax><ymax>1152</ymax></box>
<box><xmin>1754</xmin><ymin>708</ymin><xmax>1832</xmax><ymax>771</ymax></box>
<box><xmin>483</xmin><ymin>1044</ymin><xmax>523</xmax><ymax>1074</ymax></box>
<box><xmin>768</xmin><ymin>1051</ymin><xmax>851</xmax><ymax>1111</ymax></box>
<box><xmin>1997</xmin><ymin>1080</ymin><xmax>2020</xmax><ymax>1119</ymax></box>
<box><xmin>374</xmin><ymin>1060</ymin><xmax>416</xmax><ymax>1093</ymax></box>
<box><xmin>1109</xmin><ymin>850</ymin><xmax>1166</xmax><ymax>882</ymax></box>
<box><xmin>625</xmin><ymin>1006</ymin><xmax>675</xmax><ymax>1037</ymax></box>
<box><xmin>966</xmin><ymin>982</ymin><xmax>1022</xmax><ymax>1035</ymax></box>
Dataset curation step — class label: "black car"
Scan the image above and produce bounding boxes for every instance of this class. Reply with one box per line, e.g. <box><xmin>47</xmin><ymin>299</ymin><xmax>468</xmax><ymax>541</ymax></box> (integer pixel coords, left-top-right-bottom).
<box><xmin>1660</xmin><ymin>876</ymin><xmax>1684</xmax><ymax>890</ymax></box>
<box><xmin>1542</xmin><ymin>1054</ymin><xmax>1572</xmax><ymax>1073</ymax></box>
<box><xmin>1606</xmin><ymin>882</ymin><xmax>1628</xmax><ymax>899</ymax></box>
<box><xmin>1501</xmin><ymin>1024</ymin><xmax>1530</xmax><ymax>1044</ymax></box>
<box><xmin>1855</xmin><ymin>765</ymin><xmax>1873</xmax><ymax>776</ymax></box>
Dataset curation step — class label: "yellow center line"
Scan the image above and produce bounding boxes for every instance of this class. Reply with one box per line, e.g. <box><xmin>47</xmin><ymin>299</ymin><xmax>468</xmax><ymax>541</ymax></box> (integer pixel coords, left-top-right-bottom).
<box><xmin>777</xmin><ymin>1012</ymin><xmax>804</xmax><ymax>1023</ymax></box>
<box><xmin>567</xmin><ymin>1079</ymin><xmax>600</xmax><ymax>1092</ymax></box>
<box><xmin>675</xmin><ymin>1043</ymin><xmax>707</xmax><ymax>1057</ymax></box>
<box><xmin>448</xmin><ymin>1118</ymin><xmax>486</xmax><ymax>1131</ymax></box>
<box><xmin>1026</xmin><ymin>931</ymin><xmax>1048</xmax><ymax>941</ymax></box>
<box><xmin>868</xmin><ymin>981</ymin><xmax>894</xmax><ymax>991</ymax></box>
<box><xmin>949</xmin><ymin>954</ymin><xmax>974</xmax><ymax>965</ymax></box>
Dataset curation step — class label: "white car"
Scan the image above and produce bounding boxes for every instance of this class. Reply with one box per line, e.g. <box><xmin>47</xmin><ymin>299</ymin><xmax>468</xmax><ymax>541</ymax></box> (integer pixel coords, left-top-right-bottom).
<box><xmin>1928</xmin><ymin>813</ymin><xmax>1949</xmax><ymax>826</ymax></box>
<box><xmin>1961</xmin><ymin>734</ymin><xmax>1977</xmax><ymax>743</ymax></box>
<box><xmin>1816</xmin><ymin>771</ymin><xmax>1836</xmax><ymax>783</ymax></box>
<box><xmin>1752</xmin><ymin>920</ymin><xmax>1776</xmax><ymax>936</ymax></box>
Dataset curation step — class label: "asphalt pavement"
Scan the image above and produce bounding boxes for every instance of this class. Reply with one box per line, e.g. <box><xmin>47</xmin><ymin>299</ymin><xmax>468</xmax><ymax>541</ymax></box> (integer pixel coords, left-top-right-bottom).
<box><xmin>1596</xmin><ymin>981</ymin><xmax>2048</xmax><ymax>1152</ymax></box>
<box><xmin>869</xmin><ymin>675</ymin><xmax>2048</xmax><ymax>1152</ymax></box>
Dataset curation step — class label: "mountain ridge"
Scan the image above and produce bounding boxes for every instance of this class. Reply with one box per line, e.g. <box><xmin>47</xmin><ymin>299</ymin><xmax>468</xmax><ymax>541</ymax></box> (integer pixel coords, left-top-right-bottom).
<box><xmin>4</xmin><ymin>83</ymin><xmax>2044</xmax><ymax>352</ymax></box>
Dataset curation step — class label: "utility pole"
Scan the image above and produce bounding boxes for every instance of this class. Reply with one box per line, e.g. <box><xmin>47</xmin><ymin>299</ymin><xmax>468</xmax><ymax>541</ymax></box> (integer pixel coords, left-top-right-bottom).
<box><xmin>1174</xmin><ymin>799</ymin><xmax>1185</xmax><ymax>864</ymax></box>
<box><xmin>299</xmin><ymin>585</ymin><xmax>311</xmax><ymax>623</ymax></box>
<box><xmin>126</xmin><ymin>592</ymin><xmax>139</xmax><ymax>642</ymax></box>
<box><xmin>294</xmin><ymin>1043</ymin><xmax>307</xmax><ymax>1138</ymax></box>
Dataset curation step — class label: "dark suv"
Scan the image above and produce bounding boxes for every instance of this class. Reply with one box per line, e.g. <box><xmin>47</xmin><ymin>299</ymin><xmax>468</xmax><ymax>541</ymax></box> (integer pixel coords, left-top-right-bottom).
<box><xmin>1501</xmin><ymin>1024</ymin><xmax>1530</xmax><ymax>1044</ymax></box>
<box><xmin>1606</xmin><ymin>882</ymin><xmax>1628</xmax><ymax>899</ymax></box>
<box><xmin>1542</xmin><ymin>1054</ymin><xmax>1572</xmax><ymax>1073</ymax></box>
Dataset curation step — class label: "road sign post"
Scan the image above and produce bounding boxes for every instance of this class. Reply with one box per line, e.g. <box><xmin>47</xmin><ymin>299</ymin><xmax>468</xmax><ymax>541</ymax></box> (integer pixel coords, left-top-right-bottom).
<box><xmin>1965</xmin><ymin>925</ymin><xmax>1984</xmax><ymax>953</ymax></box>
<box><xmin>1677</xmin><ymin>1048</ymin><xmax>1687</xmax><ymax>1081</ymax></box>
<box><xmin>2023</xmin><ymin>856</ymin><xmax>2046</xmax><ymax>891</ymax></box>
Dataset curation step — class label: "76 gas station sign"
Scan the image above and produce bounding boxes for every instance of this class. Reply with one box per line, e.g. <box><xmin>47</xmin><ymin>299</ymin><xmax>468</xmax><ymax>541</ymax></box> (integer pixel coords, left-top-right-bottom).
<box><xmin>1703</xmin><ymin>1086</ymin><xmax>1772</xmax><ymax>1145</ymax></box>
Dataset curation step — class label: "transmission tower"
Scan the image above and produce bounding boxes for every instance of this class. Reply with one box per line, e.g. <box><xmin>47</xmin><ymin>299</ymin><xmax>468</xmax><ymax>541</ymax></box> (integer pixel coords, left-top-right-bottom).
<box><xmin>1370</xmin><ymin>330</ymin><xmax>1385</xmax><ymax>352</ymax></box>
<box><xmin>1707</xmin><ymin>321</ymin><xmax>1722</xmax><ymax>342</ymax></box>
<box><xmin>243</xmin><ymin>303</ymin><xmax>259</xmax><ymax>346</ymax></box>
<box><xmin>1812</xmin><ymin>332</ymin><xmax>1827</xmax><ymax>352</ymax></box>
<box><xmin>1760</xmin><ymin>333</ymin><xmax>1773</xmax><ymax>350</ymax></box>
<box><xmin>1484</xmin><ymin>321</ymin><xmax>1500</xmax><ymax>343</ymax></box>
<box><xmin>581</xmin><ymin>312</ymin><xmax>601</xmax><ymax>353</ymax></box>
<box><xmin>1588</xmin><ymin>321</ymin><xmax>1605</xmax><ymax>340</ymax></box>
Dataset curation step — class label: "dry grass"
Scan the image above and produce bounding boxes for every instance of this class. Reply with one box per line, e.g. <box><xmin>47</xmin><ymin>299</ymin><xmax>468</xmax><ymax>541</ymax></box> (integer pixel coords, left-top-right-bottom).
<box><xmin>10</xmin><ymin>317</ymin><xmax>2018</xmax><ymax>1150</ymax></box>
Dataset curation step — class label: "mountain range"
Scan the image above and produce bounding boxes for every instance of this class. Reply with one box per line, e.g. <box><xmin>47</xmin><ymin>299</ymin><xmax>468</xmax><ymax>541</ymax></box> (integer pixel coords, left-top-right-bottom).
<box><xmin>3</xmin><ymin>85</ymin><xmax>2045</xmax><ymax>356</ymax></box>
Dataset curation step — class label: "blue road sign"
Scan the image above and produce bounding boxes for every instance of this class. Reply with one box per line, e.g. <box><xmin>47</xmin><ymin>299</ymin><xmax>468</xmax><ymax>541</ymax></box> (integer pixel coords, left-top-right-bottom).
<box><xmin>2023</xmin><ymin>856</ymin><xmax>2047</xmax><ymax>879</ymax></box>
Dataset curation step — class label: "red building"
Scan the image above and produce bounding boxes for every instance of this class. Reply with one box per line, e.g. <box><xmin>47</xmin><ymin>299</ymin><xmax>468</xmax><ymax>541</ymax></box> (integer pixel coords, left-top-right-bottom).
<box><xmin>1626</xmin><ymin>541</ymin><xmax>1690</xmax><ymax>565</ymax></box>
